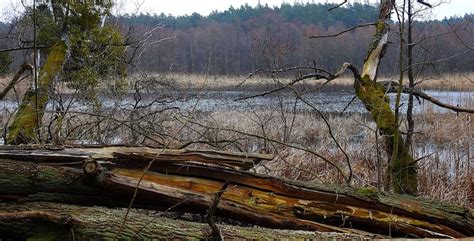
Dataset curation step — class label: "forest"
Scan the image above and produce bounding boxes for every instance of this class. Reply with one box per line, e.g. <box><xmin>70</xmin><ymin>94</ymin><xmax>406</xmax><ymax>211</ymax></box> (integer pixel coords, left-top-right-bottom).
<box><xmin>110</xmin><ymin>2</ymin><xmax>474</xmax><ymax>75</ymax></box>
<box><xmin>0</xmin><ymin>0</ymin><xmax>473</xmax><ymax>239</ymax></box>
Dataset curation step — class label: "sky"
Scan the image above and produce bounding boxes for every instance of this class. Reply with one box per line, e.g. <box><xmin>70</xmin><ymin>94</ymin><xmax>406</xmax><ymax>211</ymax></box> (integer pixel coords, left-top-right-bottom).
<box><xmin>0</xmin><ymin>0</ymin><xmax>473</xmax><ymax>22</ymax></box>
<box><xmin>116</xmin><ymin>0</ymin><xmax>473</xmax><ymax>19</ymax></box>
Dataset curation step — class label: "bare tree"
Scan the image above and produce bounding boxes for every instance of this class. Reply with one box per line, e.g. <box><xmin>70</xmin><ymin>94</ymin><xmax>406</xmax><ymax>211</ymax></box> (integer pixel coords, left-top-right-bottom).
<box><xmin>243</xmin><ymin>0</ymin><xmax>473</xmax><ymax>195</ymax></box>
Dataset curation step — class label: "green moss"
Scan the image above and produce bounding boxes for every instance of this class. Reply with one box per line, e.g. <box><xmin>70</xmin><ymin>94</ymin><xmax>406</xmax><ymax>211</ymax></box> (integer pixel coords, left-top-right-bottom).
<box><xmin>27</xmin><ymin>231</ymin><xmax>66</xmax><ymax>241</ymax></box>
<box><xmin>355</xmin><ymin>186</ymin><xmax>378</xmax><ymax>198</ymax></box>
<box><xmin>7</xmin><ymin>43</ymin><xmax>66</xmax><ymax>144</ymax></box>
<box><xmin>39</xmin><ymin>42</ymin><xmax>66</xmax><ymax>87</ymax></box>
<box><xmin>376</xmin><ymin>21</ymin><xmax>386</xmax><ymax>31</ymax></box>
<box><xmin>355</xmin><ymin>76</ymin><xmax>417</xmax><ymax>195</ymax></box>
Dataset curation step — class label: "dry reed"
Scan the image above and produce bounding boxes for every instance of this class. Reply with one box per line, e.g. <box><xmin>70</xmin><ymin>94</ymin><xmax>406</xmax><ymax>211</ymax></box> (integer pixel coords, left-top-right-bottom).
<box><xmin>0</xmin><ymin>72</ymin><xmax>472</xmax><ymax>208</ymax></box>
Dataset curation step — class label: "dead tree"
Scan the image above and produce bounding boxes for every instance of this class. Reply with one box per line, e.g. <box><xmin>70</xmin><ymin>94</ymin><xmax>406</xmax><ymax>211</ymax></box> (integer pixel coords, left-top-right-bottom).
<box><xmin>240</xmin><ymin>0</ymin><xmax>474</xmax><ymax>195</ymax></box>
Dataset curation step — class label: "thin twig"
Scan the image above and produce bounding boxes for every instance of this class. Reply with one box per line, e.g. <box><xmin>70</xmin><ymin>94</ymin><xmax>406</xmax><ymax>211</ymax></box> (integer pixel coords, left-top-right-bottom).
<box><xmin>339</xmin><ymin>95</ymin><xmax>358</xmax><ymax>116</ymax></box>
<box><xmin>206</xmin><ymin>180</ymin><xmax>231</xmax><ymax>241</ymax></box>
<box><xmin>236</xmin><ymin>62</ymin><xmax>356</xmax><ymax>101</ymax></box>
<box><xmin>310</xmin><ymin>23</ymin><xmax>376</xmax><ymax>39</ymax></box>
<box><xmin>176</xmin><ymin>115</ymin><xmax>350</xmax><ymax>184</ymax></box>
<box><xmin>329</xmin><ymin>0</ymin><xmax>348</xmax><ymax>11</ymax></box>
<box><xmin>292</xmin><ymin>92</ymin><xmax>353</xmax><ymax>184</ymax></box>
<box><xmin>114</xmin><ymin>59</ymin><xmax>214</xmax><ymax>240</ymax></box>
<box><xmin>132</xmin><ymin>199</ymin><xmax>188</xmax><ymax>238</ymax></box>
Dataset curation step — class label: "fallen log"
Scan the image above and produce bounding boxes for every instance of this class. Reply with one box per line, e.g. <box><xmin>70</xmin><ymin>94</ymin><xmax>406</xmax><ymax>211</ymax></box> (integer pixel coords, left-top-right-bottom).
<box><xmin>0</xmin><ymin>147</ymin><xmax>472</xmax><ymax>239</ymax></box>
<box><xmin>0</xmin><ymin>145</ymin><xmax>272</xmax><ymax>170</ymax></box>
<box><xmin>0</xmin><ymin>159</ymin><xmax>370</xmax><ymax>236</ymax></box>
<box><xmin>0</xmin><ymin>202</ymin><xmax>364</xmax><ymax>240</ymax></box>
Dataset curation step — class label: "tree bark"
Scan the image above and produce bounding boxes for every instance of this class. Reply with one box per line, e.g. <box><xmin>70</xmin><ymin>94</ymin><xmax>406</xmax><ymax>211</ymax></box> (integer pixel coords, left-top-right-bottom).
<box><xmin>0</xmin><ymin>145</ymin><xmax>273</xmax><ymax>170</ymax></box>
<box><xmin>7</xmin><ymin>42</ymin><xmax>66</xmax><ymax>144</ymax></box>
<box><xmin>0</xmin><ymin>146</ymin><xmax>472</xmax><ymax>238</ymax></box>
<box><xmin>405</xmin><ymin>0</ymin><xmax>415</xmax><ymax>150</ymax></box>
<box><xmin>0</xmin><ymin>202</ymin><xmax>365</xmax><ymax>240</ymax></box>
<box><xmin>354</xmin><ymin>0</ymin><xmax>417</xmax><ymax>195</ymax></box>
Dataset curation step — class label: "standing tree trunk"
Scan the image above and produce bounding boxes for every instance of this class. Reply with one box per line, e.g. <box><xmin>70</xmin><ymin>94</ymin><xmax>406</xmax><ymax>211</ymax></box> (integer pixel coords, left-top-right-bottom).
<box><xmin>7</xmin><ymin>42</ymin><xmax>66</xmax><ymax>144</ymax></box>
<box><xmin>354</xmin><ymin>0</ymin><xmax>417</xmax><ymax>195</ymax></box>
<box><xmin>405</xmin><ymin>0</ymin><xmax>416</xmax><ymax>150</ymax></box>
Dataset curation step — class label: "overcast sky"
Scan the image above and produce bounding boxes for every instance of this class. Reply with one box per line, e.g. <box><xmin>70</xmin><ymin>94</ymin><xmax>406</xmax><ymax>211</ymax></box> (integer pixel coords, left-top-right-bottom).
<box><xmin>1</xmin><ymin>0</ymin><xmax>473</xmax><ymax>21</ymax></box>
<box><xmin>117</xmin><ymin>0</ymin><xmax>472</xmax><ymax>19</ymax></box>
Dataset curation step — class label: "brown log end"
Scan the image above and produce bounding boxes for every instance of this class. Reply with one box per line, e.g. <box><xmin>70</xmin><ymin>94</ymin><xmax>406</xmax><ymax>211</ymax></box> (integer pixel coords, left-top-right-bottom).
<box><xmin>83</xmin><ymin>159</ymin><xmax>99</xmax><ymax>175</ymax></box>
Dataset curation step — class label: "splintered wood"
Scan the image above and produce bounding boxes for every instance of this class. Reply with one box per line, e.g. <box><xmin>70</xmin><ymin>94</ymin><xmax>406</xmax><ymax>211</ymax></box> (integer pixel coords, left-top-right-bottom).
<box><xmin>0</xmin><ymin>145</ymin><xmax>472</xmax><ymax>239</ymax></box>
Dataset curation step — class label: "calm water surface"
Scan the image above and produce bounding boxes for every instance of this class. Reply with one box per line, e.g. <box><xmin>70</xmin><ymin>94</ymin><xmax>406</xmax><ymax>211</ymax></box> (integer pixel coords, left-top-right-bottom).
<box><xmin>1</xmin><ymin>90</ymin><xmax>472</xmax><ymax>114</ymax></box>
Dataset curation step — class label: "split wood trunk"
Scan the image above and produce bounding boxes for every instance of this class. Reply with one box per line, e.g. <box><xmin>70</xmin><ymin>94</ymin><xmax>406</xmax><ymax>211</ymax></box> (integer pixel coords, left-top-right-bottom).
<box><xmin>0</xmin><ymin>146</ymin><xmax>472</xmax><ymax>239</ymax></box>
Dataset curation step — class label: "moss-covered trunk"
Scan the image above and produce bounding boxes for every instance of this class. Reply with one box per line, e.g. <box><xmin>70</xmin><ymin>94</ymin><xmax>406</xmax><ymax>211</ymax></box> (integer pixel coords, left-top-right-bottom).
<box><xmin>7</xmin><ymin>42</ymin><xmax>66</xmax><ymax>144</ymax></box>
<box><xmin>0</xmin><ymin>153</ymin><xmax>472</xmax><ymax>238</ymax></box>
<box><xmin>354</xmin><ymin>0</ymin><xmax>417</xmax><ymax>195</ymax></box>
<box><xmin>0</xmin><ymin>202</ymin><xmax>365</xmax><ymax>240</ymax></box>
<box><xmin>355</xmin><ymin>78</ymin><xmax>417</xmax><ymax>195</ymax></box>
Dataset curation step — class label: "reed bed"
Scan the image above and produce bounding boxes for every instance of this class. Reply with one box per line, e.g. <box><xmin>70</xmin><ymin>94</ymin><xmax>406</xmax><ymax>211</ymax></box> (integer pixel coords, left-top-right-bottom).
<box><xmin>0</xmin><ymin>72</ymin><xmax>472</xmax><ymax>208</ymax></box>
<box><xmin>141</xmin><ymin>72</ymin><xmax>474</xmax><ymax>91</ymax></box>
<box><xmin>187</xmin><ymin>110</ymin><xmax>472</xmax><ymax>208</ymax></box>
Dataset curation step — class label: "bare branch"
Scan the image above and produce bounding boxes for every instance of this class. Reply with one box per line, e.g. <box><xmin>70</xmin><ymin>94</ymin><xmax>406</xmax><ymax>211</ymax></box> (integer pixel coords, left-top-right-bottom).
<box><xmin>0</xmin><ymin>63</ymin><xmax>33</xmax><ymax>100</ymax></box>
<box><xmin>448</xmin><ymin>22</ymin><xmax>474</xmax><ymax>51</ymax></box>
<box><xmin>329</xmin><ymin>0</ymin><xmax>348</xmax><ymax>11</ymax></box>
<box><xmin>289</xmin><ymin>93</ymin><xmax>353</xmax><ymax>184</ymax></box>
<box><xmin>206</xmin><ymin>180</ymin><xmax>231</xmax><ymax>241</ymax></box>
<box><xmin>407</xmin><ymin>21</ymin><xmax>469</xmax><ymax>47</ymax></box>
<box><xmin>339</xmin><ymin>95</ymin><xmax>358</xmax><ymax>116</ymax></box>
<box><xmin>310</xmin><ymin>23</ymin><xmax>376</xmax><ymax>39</ymax></box>
<box><xmin>237</xmin><ymin>66</ymin><xmax>333</xmax><ymax>88</ymax></box>
<box><xmin>236</xmin><ymin>62</ymin><xmax>358</xmax><ymax>101</ymax></box>
<box><xmin>417</xmin><ymin>0</ymin><xmax>432</xmax><ymax>8</ymax></box>
<box><xmin>404</xmin><ymin>49</ymin><xmax>472</xmax><ymax>70</ymax></box>
<box><xmin>381</xmin><ymin>81</ymin><xmax>474</xmax><ymax>113</ymax></box>
<box><xmin>235</xmin><ymin>73</ymin><xmax>326</xmax><ymax>101</ymax></box>
<box><xmin>175</xmin><ymin>115</ymin><xmax>351</xmax><ymax>184</ymax></box>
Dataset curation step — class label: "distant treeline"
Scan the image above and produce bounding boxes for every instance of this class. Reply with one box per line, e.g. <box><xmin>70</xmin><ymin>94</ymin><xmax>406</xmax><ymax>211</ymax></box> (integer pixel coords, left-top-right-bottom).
<box><xmin>115</xmin><ymin>3</ymin><xmax>473</xmax><ymax>76</ymax></box>
<box><xmin>2</xmin><ymin>3</ymin><xmax>473</xmax><ymax>76</ymax></box>
<box><xmin>120</xmin><ymin>3</ymin><xmax>378</xmax><ymax>29</ymax></box>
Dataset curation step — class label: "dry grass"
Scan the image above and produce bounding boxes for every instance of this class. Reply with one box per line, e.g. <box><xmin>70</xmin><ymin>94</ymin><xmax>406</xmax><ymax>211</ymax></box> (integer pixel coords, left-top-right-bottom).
<box><xmin>132</xmin><ymin>104</ymin><xmax>471</xmax><ymax>207</ymax></box>
<box><xmin>2</xmin><ymin>71</ymin><xmax>472</xmax><ymax>100</ymax></box>
<box><xmin>0</xmin><ymin>71</ymin><xmax>472</xmax><ymax>208</ymax></box>
<box><xmin>141</xmin><ymin>72</ymin><xmax>474</xmax><ymax>91</ymax></box>
<box><xmin>195</xmin><ymin>110</ymin><xmax>473</xmax><ymax>208</ymax></box>
<box><xmin>416</xmin><ymin>72</ymin><xmax>474</xmax><ymax>91</ymax></box>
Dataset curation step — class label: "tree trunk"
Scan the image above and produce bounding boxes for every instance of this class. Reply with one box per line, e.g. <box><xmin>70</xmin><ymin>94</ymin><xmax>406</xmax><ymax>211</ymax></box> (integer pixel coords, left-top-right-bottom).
<box><xmin>7</xmin><ymin>42</ymin><xmax>66</xmax><ymax>144</ymax></box>
<box><xmin>0</xmin><ymin>202</ymin><xmax>364</xmax><ymax>240</ymax></box>
<box><xmin>354</xmin><ymin>0</ymin><xmax>417</xmax><ymax>195</ymax></box>
<box><xmin>405</xmin><ymin>1</ymin><xmax>415</xmax><ymax>150</ymax></box>
<box><xmin>0</xmin><ymin>146</ymin><xmax>472</xmax><ymax>238</ymax></box>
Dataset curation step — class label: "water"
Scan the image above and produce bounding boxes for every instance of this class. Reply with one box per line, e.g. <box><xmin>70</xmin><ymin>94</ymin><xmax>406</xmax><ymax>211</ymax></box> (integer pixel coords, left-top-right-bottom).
<box><xmin>0</xmin><ymin>90</ymin><xmax>472</xmax><ymax>114</ymax></box>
